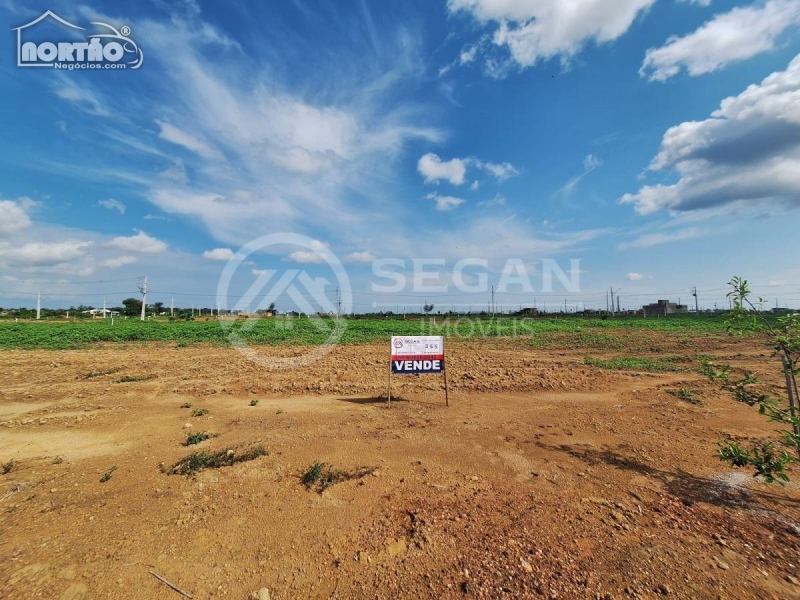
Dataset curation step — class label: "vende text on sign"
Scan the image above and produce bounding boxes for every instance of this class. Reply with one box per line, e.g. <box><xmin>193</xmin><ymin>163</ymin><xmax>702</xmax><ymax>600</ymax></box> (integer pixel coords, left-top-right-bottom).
<box><xmin>391</xmin><ymin>336</ymin><xmax>444</xmax><ymax>374</ymax></box>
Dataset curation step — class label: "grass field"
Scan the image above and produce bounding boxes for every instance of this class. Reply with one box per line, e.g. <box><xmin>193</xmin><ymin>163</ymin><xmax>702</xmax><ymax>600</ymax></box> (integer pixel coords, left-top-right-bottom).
<box><xmin>0</xmin><ymin>314</ymin><xmax>732</xmax><ymax>350</ymax></box>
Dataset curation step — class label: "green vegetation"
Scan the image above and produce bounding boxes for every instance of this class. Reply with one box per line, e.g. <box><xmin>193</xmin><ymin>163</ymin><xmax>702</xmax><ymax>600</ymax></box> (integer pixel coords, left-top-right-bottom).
<box><xmin>301</xmin><ymin>461</ymin><xmax>326</xmax><ymax>487</ymax></box>
<box><xmin>115</xmin><ymin>374</ymin><xmax>155</xmax><ymax>383</ymax></box>
<box><xmin>163</xmin><ymin>445</ymin><xmax>267</xmax><ymax>476</ymax></box>
<box><xmin>2</xmin><ymin>460</ymin><xmax>16</xmax><ymax>474</ymax></box>
<box><xmin>249</xmin><ymin>399</ymin><xmax>259</xmax><ymax>406</ymax></box>
<box><xmin>300</xmin><ymin>461</ymin><xmax>376</xmax><ymax>493</ymax></box>
<box><xmin>52</xmin><ymin>456</ymin><xmax>64</xmax><ymax>465</ymax></box>
<box><xmin>99</xmin><ymin>466</ymin><xmax>117</xmax><ymax>483</ymax></box>
<box><xmin>184</xmin><ymin>431</ymin><xmax>217</xmax><ymax>446</ymax></box>
<box><xmin>668</xmin><ymin>387</ymin><xmax>702</xmax><ymax>405</ymax></box>
<box><xmin>191</xmin><ymin>408</ymin><xmax>209</xmax><ymax>417</ymax></box>
<box><xmin>0</xmin><ymin>314</ymin><xmax>733</xmax><ymax>350</ymax></box>
<box><xmin>584</xmin><ymin>355</ymin><xmax>686</xmax><ymax>372</ymax></box>
<box><xmin>704</xmin><ymin>277</ymin><xmax>800</xmax><ymax>484</ymax></box>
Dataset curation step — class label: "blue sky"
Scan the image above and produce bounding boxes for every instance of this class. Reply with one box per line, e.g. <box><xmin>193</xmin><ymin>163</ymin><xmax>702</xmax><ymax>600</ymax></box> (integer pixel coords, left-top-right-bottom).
<box><xmin>1</xmin><ymin>0</ymin><xmax>799</xmax><ymax>312</ymax></box>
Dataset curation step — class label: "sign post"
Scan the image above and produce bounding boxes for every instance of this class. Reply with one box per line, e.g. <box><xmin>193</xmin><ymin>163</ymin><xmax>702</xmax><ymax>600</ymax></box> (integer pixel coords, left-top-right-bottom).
<box><xmin>388</xmin><ymin>336</ymin><xmax>448</xmax><ymax>407</ymax></box>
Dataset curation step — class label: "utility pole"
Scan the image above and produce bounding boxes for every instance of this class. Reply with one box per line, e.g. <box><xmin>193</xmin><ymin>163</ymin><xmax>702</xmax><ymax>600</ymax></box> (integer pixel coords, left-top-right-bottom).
<box><xmin>610</xmin><ymin>287</ymin><xmax>615</xmax><ymax>316</ymax></box>
<box><xmin>37</xmin><ymin>291</ymin><xmax>41</xmax><ymax>320</ymax></box>
<box><xmin>137</xmin><ymin>276</ymin><xmax>147</xmax><ymax>321</ymax></box>
<box><xmin>617</xmin><ymin>296</ymin><xmax>621</xmax><ymax>314</ymax></box>
<box><xmin>491</xmin><ymin>285</ymin><xmax>495</xmax><ymax>317</ymax></box>
<box><xmin>336</xmin><ymin>286</ymin><xmax>341</xmax><ymax>320</ymax></box>
<box><xmin>692</xmin><ymin>287</ymin><xmax>699</xmax><ymax>314</ymax></box>
<box><xmin>171</xmin><ymin>297</ymin><xmax>174</xmax><ymax>318</ymax></box>
<box><xmin>103</xmin><ymin>296</ymin><xmax>107</xmax><ymax>319</ymax></box>
<box><xmin>606</xmin><ymin>291</ymin><xmax>609</xmax><ymax>313</ymax></box>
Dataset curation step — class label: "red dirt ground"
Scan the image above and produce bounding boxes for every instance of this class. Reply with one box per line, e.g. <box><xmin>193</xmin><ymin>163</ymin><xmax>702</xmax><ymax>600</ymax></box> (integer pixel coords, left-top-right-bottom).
<box><xmin>1</xmin><ymin>335</ymin><xmax>799</xmax><ymax>599</ymax></box>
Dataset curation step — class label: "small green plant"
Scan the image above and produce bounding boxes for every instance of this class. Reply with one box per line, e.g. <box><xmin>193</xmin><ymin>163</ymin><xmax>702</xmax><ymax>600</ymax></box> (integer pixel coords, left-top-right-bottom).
<box><xmin>100</xmin><ymin>466</ymin><xmax>117</xmax><ymax>483</ymax></box>
<box><xmin>184</xmin><ymin>431</ymin><xmax>217</xmax><ymax>446</ymax></box>
<box><xmin>584</xmin><ymin>355</ymin><xmax>684</xmax><ymax>372</ymax></box>
<box><xmin>191</xmin><ymin>408</ymin><xmax>209</xmax><ymax>417</ymax></box>
<box><xmin>52</xmin><ymin>456</ymin><xmax>64</xmax><ymax>465</ymax></box>
<box><xmin>2</xmin><ymin>459</ymin><xmax>16</xmax><ymax>474</ymax></box>
<box><xmin>249</xmin><ymin>399</ymin><xmax>259</xmax><ymax>406</ymax></box>
<box><xmin>115</xmin><ymin>375</ymin><xmax>155</xmax><ymax>383</ymax></box>
<box><xmin>668</xmin><ymin>387</ymin><xmax>702</xmax><ymax>405</ymax></box>
<box><xmin>300</xmin><ymin>462</ymin><xmax>376</xmax><ymax>493</ymax></box>
<box><xmin>180</xmin><ymin>402</ymin><xmax>192</xmax><ymax>409</ymax></box>
<box><xmin>276</xmin><ymin>409</ymin><xmax>284</xmax><ymax>415</ymax></box>
<box><xmin>163</xmin><ymin>445</ymin><xmax>267</xmax><ymax>476</ymax></box>
<box><xmin>301</xmin><ymin>461</ymin><xmax>325</xmax><ymax>487</ymax></box>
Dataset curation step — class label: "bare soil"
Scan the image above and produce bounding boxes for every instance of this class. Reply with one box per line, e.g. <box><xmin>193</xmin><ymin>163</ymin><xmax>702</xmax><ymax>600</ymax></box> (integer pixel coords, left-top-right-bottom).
<box><xmin>1</xmin><ymin>334</ymin><xmax>799</xmax><ymax>599</ymax></box>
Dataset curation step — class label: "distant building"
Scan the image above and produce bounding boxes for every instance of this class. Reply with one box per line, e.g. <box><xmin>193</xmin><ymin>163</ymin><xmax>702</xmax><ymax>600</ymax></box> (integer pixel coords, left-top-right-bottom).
<box><xmin>515</xmin><ymin>307</ymin><xmax>539</xmax><ymax>317</ymax></box>
<box><xmin>643</xmin><ymin>300</ymin><xmax>688</xmax><ymax>317</ymax></box>
<box><xmin>82</xmin><ymin>308</ymin><xmax>120</xmax><ymax>317</ymax></box>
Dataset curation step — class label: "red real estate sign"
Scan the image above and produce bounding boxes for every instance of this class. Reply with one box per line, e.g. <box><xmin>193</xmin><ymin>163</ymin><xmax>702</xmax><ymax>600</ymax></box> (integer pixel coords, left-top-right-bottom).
<box><xmin>390</xmin><ymin>336</ymin><xmax>444</xmax><ymax>374</ymax></box>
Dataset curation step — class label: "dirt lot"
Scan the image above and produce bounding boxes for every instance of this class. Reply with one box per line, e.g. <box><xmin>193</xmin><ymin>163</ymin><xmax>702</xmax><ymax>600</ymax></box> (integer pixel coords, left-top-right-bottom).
<box><xmin>1</xmin><ymin>333</ymin><xmax>799</xmax><ymax>600</ymax></box>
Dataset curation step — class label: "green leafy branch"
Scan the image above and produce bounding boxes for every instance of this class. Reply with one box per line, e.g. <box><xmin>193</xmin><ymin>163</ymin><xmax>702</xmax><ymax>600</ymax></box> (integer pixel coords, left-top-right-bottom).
<box><xmin>701</xmin><ymin>277</ymin><xmax>800</xmax><ymax>484</ymax></box>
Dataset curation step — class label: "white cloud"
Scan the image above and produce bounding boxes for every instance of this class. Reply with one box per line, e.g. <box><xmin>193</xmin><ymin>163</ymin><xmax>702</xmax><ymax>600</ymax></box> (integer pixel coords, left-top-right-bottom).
<box><xmin>285</xmin><ymin>240</ymin><xmax>329</xmax><ymax>264</ymax></box>
<box><xmin>308</xmin><ymin>240</ymin><xmax>328</xmax><ymax>252</ymax></box>
<box><xmin>53</xmin><ymin>77</ymin><xmax>110</xmax><ymax>117</ymax></box>
<box><xmin>252</xmin><ymin>268</ymin><xmax>268</xmax><ymax>276</ymax></box>
<box><xmin>478</xmin><ymin>193</ymin><xmax>506</xmax><ymax>207</ymax></box>
<box><xmin>286</xmin><ymin>251</ymin><xmax>326</xmax><ymax>264</ymax></box>
<box><xmin>625</xmin><ymin>272</ymin><xmax>645</xmax><ymax>281</ymax></box>
<box><xmin>417</xmin><ymin>154</ymin><xmax>519</xmax><ymax>185</ymax></box>
<box><xmin>618</xmin><ymin>227</ymin><xmax>704</xmax><ymax>249</ymax></box>
<box><xmin>0</xmin><ymin>240</ymin><xmax>93</xmax><ymax>267</ymax></box>
<box><xmin>621</xmin><ymin>54</ymin><xmax>800</xmax><ymax>214</ymax></box>
<box><xmin>475</xmin><ymin>160</ymin><xmax>520</xmax><ymax>182</ymax></box>
<box><xmin>642</xmin><ymin>0</ymin><xmax>800</xmax><ymax>81</ymax></box>
<box><xmin>344</xmin><ymin>251</ymin><xmax>377</xmax><ymax>263</ymax></box>
<box><xmin>98</xmin><ymin>198</ymin><xmax>126</xmax><ymax>214</ymax></box>
<box><xmin>448</xmin><ymin>0</ymin><xmax>656</xmax><ymax>70</ymax></box>
<box><xmin>103</xmin><ymin>256</ymin><xmax>137</xmax><ymax>269</ymax></box>
<box><xmin>107</xmin><ymin>231</ymin><xmax>168</xmax><ymax>254</ymax></box>
<box><xmin>203</xmin><ymin>248</ymin><xmax>235</xmax><ymax>261</ymax></box>
<box><xmin>158</xmin><ymin>160</ymin><xmax>189</xmax><ymax>185</ymax></box>
<box><xmin>583</xmin><ymin>154</ymin><xmax>602</xmax><ymax>170</ymax></box>
<box><xmin>157</xmin><ymin>120</ymin><xmax>223</xmax><ymax>160</ymax></box>
<box><xmin>418</xmin><ymin>153</ymin><xmax>467</xmax><ymax>185</ymax></box>
<box><xmin>470</xmin><ymin>181</ymin><xmax>480</xmax><ymax>190</ymax></box>
<box><xmin>557</xmin><ymin>154</ymin><xmax>603</xmax><ymax>196</ymax></box>
<box><xmin>427</xmin><ymin>192</ymin><xmax>466</xmax><ymax>211</ymax></box>
<box><xmin>0</xmin><ymin>198</ymin><xmax>35</xmax><ymax>236</ymax></box>
<box><xmin>137</xmin><ymin>16</ymin><xmax>440</xmax><ymax>247</ymax></box>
